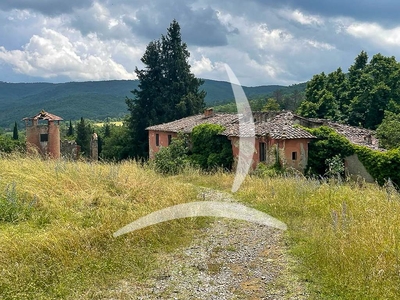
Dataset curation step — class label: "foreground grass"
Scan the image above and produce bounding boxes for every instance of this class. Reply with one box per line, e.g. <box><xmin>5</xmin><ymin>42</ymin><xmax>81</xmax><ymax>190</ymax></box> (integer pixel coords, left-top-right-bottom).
<box><xmin>0</xmin><ymin>155</ymin><xmax>208</xmax><ymax>299</ymax></box>
<box><xmin>175</xmin><ymin>169</ymin><xmax>400</xmax><ymax>299</ymax></box>
<box><xmin>2</xmin><ymin>156</ymin><xmax>400</xmax><ymax>299</ymax></box>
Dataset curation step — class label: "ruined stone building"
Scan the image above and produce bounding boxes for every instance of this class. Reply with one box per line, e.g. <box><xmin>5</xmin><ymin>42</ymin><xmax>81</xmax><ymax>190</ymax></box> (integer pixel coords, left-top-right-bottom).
<box><xmin>23</xmin><ymin>110</ymin><xmax>99</xmax><ymax>160</ymax></box>
<box><xmin>146</xmin><ymin>109</ymin><xmax>316</xmax><ymax>172</ymax></box>
<box><xmin>146</xmin><ymin>109</ymin><xmax>381</xmax><ymax>180</ymax></box>
<box><xmin>23</xmin><ymin>110</ymin><xmax>63</xmax><ymax>158</ymax></box>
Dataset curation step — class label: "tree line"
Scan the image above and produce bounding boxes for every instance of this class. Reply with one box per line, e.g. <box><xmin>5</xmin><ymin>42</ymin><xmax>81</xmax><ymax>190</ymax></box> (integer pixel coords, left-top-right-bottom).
<box><xmin>297</xmin><ymin>51</ymin><xmax>400</xmax><ymax>148</ymax></box>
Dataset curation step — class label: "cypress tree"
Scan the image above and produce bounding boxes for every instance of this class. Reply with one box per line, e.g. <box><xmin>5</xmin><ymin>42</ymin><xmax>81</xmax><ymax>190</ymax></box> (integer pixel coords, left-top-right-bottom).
<box><xmin>12</xmin><ymin>122</ymin><xmax>18</xmax><ymax>140</ymax></box>
<box><xmin>67</xmin><ymin>120</ymin><xmax>74</xmax><ymax>136</ymax></box>
<box><xmin>75</xmin><ymin>117</ymin><xmax>90</xmax><ymax>156</ymax></box>
<box><xmin>126</xmin><ymin>19</ymin><xmax>206</xmax><ymax>159</ymax></box>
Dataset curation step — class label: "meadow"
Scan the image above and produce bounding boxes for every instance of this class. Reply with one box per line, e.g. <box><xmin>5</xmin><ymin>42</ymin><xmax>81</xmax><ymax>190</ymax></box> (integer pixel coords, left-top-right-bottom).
<box><xmin>1</xmin><ymin>155</ymin><xmax>399</xmax><ymax>299</ymax></box>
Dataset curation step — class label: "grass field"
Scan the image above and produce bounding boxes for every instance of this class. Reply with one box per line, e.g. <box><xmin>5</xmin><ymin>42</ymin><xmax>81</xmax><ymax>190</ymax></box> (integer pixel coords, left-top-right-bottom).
<box><xmin>1</xmin><ymin>155</ymin><xmax>400</xmax><ymax>299</ymax></box>
<box><xmin>93</xmin><ymin>121</ymin><xmax>123</xmax><ymax>127</ymax></box>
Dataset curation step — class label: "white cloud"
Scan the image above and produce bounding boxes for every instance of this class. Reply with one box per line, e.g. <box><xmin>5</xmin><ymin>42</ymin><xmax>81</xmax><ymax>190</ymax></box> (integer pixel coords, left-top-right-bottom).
<box><xmin>305</xmin><ymin>39</ymin><xmax>335</xmax><ymax>50</ymax></box>
<box><xmin>191</xmin><ymin>55</ymin><xmax>214</xmax><ymax>73</ymax></box>
<box><xmin>254</xmin><ymin>24</ymin><xmax>293</xmax><ymax>50</ymax></box>
<box><xmin>0</xmin><ymin>28</ymin><xmax>139</xmax><ymax>80</ymax></box>
<box><xmin>281</xmin><ymin>9</ymin><xmax>323</xmax><ymax>26</ymax></box>
<box><xmin>346</xmin><ymin>22</ymin><xmax>400</xmax><ymax>46</ymax></box>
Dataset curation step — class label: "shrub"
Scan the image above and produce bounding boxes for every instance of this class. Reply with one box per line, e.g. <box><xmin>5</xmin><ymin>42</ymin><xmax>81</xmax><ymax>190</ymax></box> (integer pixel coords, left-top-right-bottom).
<box><xmin>154</xmin><ymin>133</ymin><xmax>189</xmax><ymax>174</ymax></box>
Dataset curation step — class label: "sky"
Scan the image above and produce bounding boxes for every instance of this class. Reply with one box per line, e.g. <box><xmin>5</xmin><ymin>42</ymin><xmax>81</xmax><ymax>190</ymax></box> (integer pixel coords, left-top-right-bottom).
<box><xmin>1</xmin><ymin>0</ymin><xmax>400</xmax><ymax>86</ymax></box>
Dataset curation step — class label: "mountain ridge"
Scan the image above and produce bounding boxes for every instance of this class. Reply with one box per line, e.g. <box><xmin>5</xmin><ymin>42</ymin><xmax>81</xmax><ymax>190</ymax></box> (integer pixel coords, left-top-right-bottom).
<box><xmin>0</xmin><ymin>79</ymin><xmax>306</xmax><ymax>128</ymax></box>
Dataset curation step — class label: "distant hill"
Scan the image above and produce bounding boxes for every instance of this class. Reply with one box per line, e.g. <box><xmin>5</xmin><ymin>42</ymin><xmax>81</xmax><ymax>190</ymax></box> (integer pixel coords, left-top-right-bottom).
<box><xmin>0</xmin><ymin>79</ymin><xmax>306</xmax><ymax>128</ymax></box>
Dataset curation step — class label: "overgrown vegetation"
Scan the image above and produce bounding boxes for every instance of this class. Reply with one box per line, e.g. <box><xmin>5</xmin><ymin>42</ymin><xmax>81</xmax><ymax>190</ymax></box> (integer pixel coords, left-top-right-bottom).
<box><xmin>190</xmin><ymin>124</ymin><xmax>233</xmax><ymax>170</ymax></box>
<box><xmin>0</xmin><ymin>133</ymin><xmax>25</xmax><ymax>154</ymax></box>
<box><xmin>154</xmin><ymin>133</ymin><xmax>189</xmax><ymax>174</ymax></box>
<box><xmin>153</xmin><ymin>125</ymin><xmax>233</xmax><ymax>174</ymax></box>
<box><xmin>302</xmin><ymin>125</ymin><xmax>400</xmax><ymax>186</ymax></box>
<box><xmin>302</xmin><ymin>126</ymin><xmax>354</xmax><ymax>176</ymax></box>
<box><xmin>354</xmin><ymin>146</ymin><xmax>400</xmax><ymax>186</ymax></box>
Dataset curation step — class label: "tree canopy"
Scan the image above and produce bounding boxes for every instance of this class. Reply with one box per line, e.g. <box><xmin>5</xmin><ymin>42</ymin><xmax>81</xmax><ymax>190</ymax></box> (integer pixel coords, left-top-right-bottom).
<box><xmin>297</xmin><ymin>51</ymin><xmax>400</xmax><ymax>129</ymax></box>
<box><xmin>126</xmin><ymin>20</ymin><xmax>206</xmax><ymax>159</ymax></box>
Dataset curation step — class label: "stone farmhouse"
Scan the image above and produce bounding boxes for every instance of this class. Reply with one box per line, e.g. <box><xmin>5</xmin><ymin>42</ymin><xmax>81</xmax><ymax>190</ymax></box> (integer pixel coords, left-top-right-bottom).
<box><xmin>147</xmin><ymin>109</ymin><xmax>315</xmax><ymax>172</ymax></box>
<box><xmin>146</xmin><ymin>109</ymin><xmax>380</xmax><ymax>178</ymax></box>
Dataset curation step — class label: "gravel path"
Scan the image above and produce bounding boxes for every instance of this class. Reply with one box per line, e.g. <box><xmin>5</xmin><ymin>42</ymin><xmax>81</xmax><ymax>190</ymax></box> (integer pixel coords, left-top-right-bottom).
<box><xmin>106</xmin><ymin>189</ymin><xmax>308</xmax><ymax>299</ymax></box>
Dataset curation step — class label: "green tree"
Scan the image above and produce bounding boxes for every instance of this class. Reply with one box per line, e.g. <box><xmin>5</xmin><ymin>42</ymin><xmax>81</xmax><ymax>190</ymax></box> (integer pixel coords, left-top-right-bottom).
<box><xmin>100</xmin><ymin>124</ymin><xmax>131</xmax><ymax>161</ymax></box>
<box><xmin>104</xmin><ymin>123</ymin><xmax>111</xmax><ymax>138</ymax></box>
<box><xmin>126</xmin><ymin>20</ymin><xmax>206</xmax><ymax>159</ymax></box>
<box><xmin>376</xmin><ymin>111</ymin><xmax>400</xmax><ymax>149</ymax></box>
<box><xmin>262</xmin><ymin>98</ymin><xmax>280</xmax><ymax>111</ymax></box>
<box><xmin>347</xmin><ymin>50</ymin><xmax>368</xmax><ymax>102</ymax></box>
<box><xmin>75</xmin><ymin>117</ymin><xmax>90</xmax><ymax>156</ymax></box>
<box><xmin>67</xmin><ymin>120</ymin><xmax>74</xmax><ymax>137</ymax></box>
<box><xmin>12</xmin><ymin>122</ymin><xmax>18</xmax><ymax>140</ymax></box>
<box><xmin>0</xmin><ymin>134</ymin><xmax>24</xmax><ymax>153</ymax></box>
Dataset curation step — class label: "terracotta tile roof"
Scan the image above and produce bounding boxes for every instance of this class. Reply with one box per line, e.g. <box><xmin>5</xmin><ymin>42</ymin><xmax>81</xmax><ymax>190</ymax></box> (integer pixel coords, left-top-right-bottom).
<box><xmin>146</xmin><ymin>110</ymin><xmax>383</xmax><ymax>148</ymax></box>
<box><xmin>272</xmin><ymin>111</ymin><xmax>382</xmax><ymax>150</ymax></box>
<box><xmin>147</xmin><ymin>111</ymin><xmax>315</xmax><ymax>140</ymax></box>
<box><xmin>146</xmin><ymin>113</ymin><xmax>238</xmax><ymax>133</ymax></box>
<box><xmin>23</xmin><ymin>110</ymin><xmax>63</xmax><ymax>121</ymax></box>
<box><xmin>323</xmin><ymin>121</ymin><xmax>381</xmax><ymax>150</ymax></box>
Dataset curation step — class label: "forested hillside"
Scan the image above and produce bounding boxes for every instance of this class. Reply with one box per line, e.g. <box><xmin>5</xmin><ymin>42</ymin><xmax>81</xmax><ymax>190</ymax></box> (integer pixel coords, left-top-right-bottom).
<box><xmin>0</xmin><ymin>79</ymin><xmax>298</xmax><ymax>128</ymax></box>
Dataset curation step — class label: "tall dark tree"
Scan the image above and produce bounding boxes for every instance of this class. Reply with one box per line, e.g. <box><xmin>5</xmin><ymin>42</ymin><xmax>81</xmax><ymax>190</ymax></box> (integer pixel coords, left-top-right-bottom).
<box><xmin>12</xmin><ymin>122</ymin><xmax>18</xmax><ymax>140</ymax></box>
<box><xmin>67</xmin><ymin>120</ymin><xmax>74</xmax><ymax>136</ymax></box>
<box><xmin>75</xmin><ymin>117</ymin><xmax>90</xmax><ymax>156</ymax></box>
<box><xmin>126</xmin><ymin>20</ymin><xmax>206</xmax><ymax>158</ymax></box>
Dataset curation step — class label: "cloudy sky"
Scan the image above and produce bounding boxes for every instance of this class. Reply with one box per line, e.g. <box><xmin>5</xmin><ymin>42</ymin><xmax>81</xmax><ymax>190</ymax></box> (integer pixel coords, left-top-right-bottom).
<box><xmin>0</xmin><ymin>0</ymin><xmax>399</xmax><ymax>86</ymax></box>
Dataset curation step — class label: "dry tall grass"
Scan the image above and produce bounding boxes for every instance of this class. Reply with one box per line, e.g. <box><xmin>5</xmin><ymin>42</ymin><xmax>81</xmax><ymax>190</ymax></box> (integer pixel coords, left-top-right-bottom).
<box><xmin>0</xmin><ymin>154</ymin><xmax>207</xmax><ymax>299</ymax></box>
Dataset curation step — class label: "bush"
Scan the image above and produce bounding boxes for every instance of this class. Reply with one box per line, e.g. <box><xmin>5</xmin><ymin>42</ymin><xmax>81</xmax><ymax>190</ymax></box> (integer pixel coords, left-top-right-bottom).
<box><xmin>154</xmin><ymin>133</ymin><xmax>189</xmax><ymax>174</ymax></box>
<box><xmin>0</xmin><ymin>134</ymin><xmax>25</xmax><ymax>154</ymax></box>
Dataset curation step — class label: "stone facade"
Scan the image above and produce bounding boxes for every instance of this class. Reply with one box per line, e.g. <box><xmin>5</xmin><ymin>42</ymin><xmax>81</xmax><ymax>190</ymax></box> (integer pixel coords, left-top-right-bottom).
<box><xmin>24</xmin><ymin>110</ymin><xmax>63</xmax><ymax>158</ymax></box>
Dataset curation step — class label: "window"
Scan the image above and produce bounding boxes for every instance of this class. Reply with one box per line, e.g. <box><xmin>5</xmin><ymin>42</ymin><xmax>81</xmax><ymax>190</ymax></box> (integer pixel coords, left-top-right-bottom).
<box><xmin>259</xmin><ymin>142</ymin><xmax>266</xmax><ymax>162</ymax></box>
<box><xmin>40</xmin><ymin>134</ymin><xmax>48</xmax><ymax>142</ymax></box>
<box><xmin>292</xmin><ymin>151</ymin><xmax>297</xmax><ymax>160</ymax></box>
<box><xmin>155</xmin><ymin>134</ymin><xmax>160</xmax><ymax>146</ymax></box>
<box><xmin>168</xmin><ymin>134</ymin><xmax>172</xmax><ymax>145</ymax></box>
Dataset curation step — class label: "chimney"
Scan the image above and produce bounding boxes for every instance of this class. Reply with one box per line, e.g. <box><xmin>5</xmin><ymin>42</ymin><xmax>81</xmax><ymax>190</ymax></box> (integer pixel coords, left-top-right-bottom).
<box><xmin>203</xmin><ymin>108</ymin><xmax>214</xmax><ymax>118</ymax></box>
